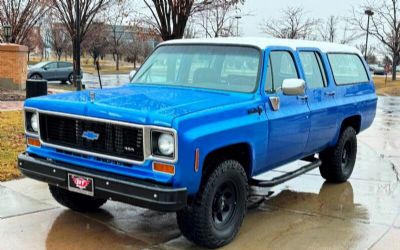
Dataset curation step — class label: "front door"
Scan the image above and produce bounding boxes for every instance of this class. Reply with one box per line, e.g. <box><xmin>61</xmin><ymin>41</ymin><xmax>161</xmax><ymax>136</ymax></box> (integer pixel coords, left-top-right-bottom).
<box><xmin>264</xmin><ymin>49</ymin><xmax>311</xmax><ymax>169</ymax></box>
<box><xmin>298</xmin><ymin>50</ymin><xmax>338</xmax><ymax>154</ymax></box>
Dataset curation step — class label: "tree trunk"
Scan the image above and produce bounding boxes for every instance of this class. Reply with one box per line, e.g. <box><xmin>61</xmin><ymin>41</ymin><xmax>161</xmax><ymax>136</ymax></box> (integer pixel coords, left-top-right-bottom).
<box><xmin>116</xmin><ymin>53</ymin><xmax>120</xmax><ymax>71</ymax></box>
<box><xmin>392</xmin><ymin>55</ymin><xmax>397</xmax><ymax>81</ymax></box>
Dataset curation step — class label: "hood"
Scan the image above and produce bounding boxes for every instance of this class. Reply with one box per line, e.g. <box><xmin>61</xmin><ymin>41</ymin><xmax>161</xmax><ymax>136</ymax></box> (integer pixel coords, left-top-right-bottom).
<box><xmin>25</xmin><ymin>84</ymin><xmax>253</xmax><ymax>127</ymax></box>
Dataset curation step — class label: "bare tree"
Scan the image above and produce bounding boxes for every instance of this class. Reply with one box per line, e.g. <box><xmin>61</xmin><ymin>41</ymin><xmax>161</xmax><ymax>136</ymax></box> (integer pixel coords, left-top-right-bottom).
<box><xmin>125</xmin><ymin>21</ymin><xmax>157</xmax><ymax>68</ymax></box>
<box><xmin>197</xmin><ymin>0</ymin><xmax>243</xmax><ymax>38</ymax></box>
<box><xmin>353</xmin><ymin>0</ymin><xmax>400</xmax><ymax>80</ymax></box>
<box><xmin>319</xmin><ymin>15</ymin><xmax>362</xmax><ymax>44</ymax></box>
<box><xmin>0</xmin><ymin>0</ymin><xmax>49</xmax><ymax>44</ymax></box>
<box><xmin>49</xmin><ymin>23</ymin><xmax>70</xmax><ymax>61</ymax></box>
<box><xmin>106</xmin><ymin>0</ymin><xmax>133</xmax><ymax>70</ymax></box>
<box><xmin>144</xmin><ymin>0</ymin><xmax>208</xmax><ymax>41</ymax></box>
<box><xmin>260</xmin><ymin>6</ymin><xmax>318</xmax><ymax>39</ymax></box>
<box><xmin>82</xmin><ymin>22</ymin><xmax>109</xmax><ymax>64</ymax></box>
<box><xmin>51</xmin><ymin>0</ymin><xmax>110</xmax><ymax>43</ymax></box>
<box><xmin>319</xmin><ymin>15</ymin><xmax>338</xmax><ymax>43</ymax></box>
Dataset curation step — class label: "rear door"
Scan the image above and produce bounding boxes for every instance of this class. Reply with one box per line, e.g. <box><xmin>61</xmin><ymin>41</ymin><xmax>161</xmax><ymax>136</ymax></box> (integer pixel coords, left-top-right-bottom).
<box><xmin>58</xmin><ymin>62</ymin><xmax>73</xmax><ymax>80</ymax></box>
<box><xmin>264</xmin><ymin>48</ymin><xmax>311</xmax><ymax>168</ymax></box>
<box><xmin>43</xmin><ymin>62</ymin><xmax>58</xmax><ymax>80</ymax></box>
<box><xmin>298</xmin><ymin>49</ymin><xmax>338</xmax><ymax>154</ymax></box>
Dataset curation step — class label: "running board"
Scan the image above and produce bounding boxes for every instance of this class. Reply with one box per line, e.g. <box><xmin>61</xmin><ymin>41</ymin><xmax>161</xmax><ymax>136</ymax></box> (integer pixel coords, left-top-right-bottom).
<box><xmin>249</xmin><ymin>159</ymin><xmax>322</xmax><ymax>188</ymax></box>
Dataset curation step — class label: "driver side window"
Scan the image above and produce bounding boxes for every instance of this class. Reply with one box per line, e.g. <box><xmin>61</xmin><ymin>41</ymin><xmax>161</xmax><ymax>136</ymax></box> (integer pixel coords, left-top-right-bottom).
<box><xmin>265</xmin><ymin>51</ymin><xmax>299</xmax><ymax>93</ymax></box>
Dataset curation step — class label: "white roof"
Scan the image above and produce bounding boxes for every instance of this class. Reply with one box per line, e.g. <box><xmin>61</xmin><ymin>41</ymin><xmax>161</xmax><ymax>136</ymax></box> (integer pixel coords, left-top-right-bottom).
<box><xmin>161</xmin><ymin>37</ymin><xmax>362</xmax><ymax>55</ymax></box>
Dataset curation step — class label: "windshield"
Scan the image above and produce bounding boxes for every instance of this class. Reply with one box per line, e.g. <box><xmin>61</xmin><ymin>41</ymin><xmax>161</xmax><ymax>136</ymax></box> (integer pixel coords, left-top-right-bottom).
<box><xmin>31</xmin><ymin>62</ymin><xmax>48</xmax><ymax>69</ymax></box>
<box><xmin>132</xmin><ymin>45</ymin><xmax>261</xmax><ymax>93</ymax></box>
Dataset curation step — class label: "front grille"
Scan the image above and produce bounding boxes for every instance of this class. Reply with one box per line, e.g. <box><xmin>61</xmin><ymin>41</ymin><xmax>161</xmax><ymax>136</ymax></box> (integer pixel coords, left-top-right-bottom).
<box><xmin>39</xmin><ymin>113</ymin><xmax>144</xmax><ymax>162</ymax></box>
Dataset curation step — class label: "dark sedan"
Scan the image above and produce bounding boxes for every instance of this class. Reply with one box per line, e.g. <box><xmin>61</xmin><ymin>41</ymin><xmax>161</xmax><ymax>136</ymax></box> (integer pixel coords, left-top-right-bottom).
<box><xmin>28</xmin><ymin>61</ymin><xmax>73</xmax><ymax>84</ymax></box>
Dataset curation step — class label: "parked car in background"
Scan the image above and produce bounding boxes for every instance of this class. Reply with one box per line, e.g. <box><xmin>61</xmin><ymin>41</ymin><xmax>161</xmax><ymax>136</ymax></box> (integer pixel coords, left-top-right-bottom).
<box><xmin>369</xmin><ymin>64</ymin><xmax>385</xmax><ymax>75</ymax></box>
<box><xmin>27</xmin><ymin>61</ymin><xmax>74</xmax><ymax>84</ymax></box>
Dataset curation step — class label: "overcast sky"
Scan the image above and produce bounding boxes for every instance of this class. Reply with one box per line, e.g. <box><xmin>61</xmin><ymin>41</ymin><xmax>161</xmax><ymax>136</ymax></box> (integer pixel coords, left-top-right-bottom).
<box><xmin>240</xmin><ymin>0</ymin><xmax>365</xmax><ymax>36</ymax></box>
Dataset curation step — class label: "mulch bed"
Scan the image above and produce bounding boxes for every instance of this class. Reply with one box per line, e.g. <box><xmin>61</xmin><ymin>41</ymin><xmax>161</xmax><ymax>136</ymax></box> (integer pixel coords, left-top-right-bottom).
<box><xmin>0</xmin><ymin>89</ymin><xmax>26</xmax><ymax>101</ymax></box>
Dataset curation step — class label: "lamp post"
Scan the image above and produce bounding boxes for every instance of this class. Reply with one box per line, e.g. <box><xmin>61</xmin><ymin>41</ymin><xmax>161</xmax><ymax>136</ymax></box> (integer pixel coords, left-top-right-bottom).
<box><xmin>74</xmin><ymin>0</ymin><xmax>82</xmax><ymax>91</ymax></box>
<box><xmin>364</xmin><ymin>9</ymin><xmax>374</xmax><ymax>61</ymax></box>
<box><xmin>2</xmin><ymin>24</ymin><xmax>12</xmax><ymax>43</ymax></box>
<box><xmin>234</xmin><ymin>6</ymin><xmax>242</xmax><ymax>37</ymax></box>
<box><xmin>235</xmin><ymin>15</ymin><xmax>242</xmax><ymax>37</ymax></box>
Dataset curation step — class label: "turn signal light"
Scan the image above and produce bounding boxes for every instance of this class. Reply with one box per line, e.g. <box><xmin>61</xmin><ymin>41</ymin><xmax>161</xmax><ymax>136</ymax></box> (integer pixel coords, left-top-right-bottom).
<box><xmin>27</xmin><ymin>137</ymin><xmax>41</xmax><ymax>147</ymax></box>
<box><xmin>153</xmin><ymin>162</ymin><xmax>175</xmax><ymax>175</ymax></box>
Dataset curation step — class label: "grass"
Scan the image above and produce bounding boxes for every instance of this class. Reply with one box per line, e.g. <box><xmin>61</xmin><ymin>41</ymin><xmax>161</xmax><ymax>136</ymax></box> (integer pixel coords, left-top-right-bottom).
<box><xmin>373</xmin><ymin>77</ymin><xmax>400</xmax><ymax>96</ymax></box>
<box><xmin>0</xmin><ymin>111</ymin><xmax>24</xmax><ymax>181</ymax></box>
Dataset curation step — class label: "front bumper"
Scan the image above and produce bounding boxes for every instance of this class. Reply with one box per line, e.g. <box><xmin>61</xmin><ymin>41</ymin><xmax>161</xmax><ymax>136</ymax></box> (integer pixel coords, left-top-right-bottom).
<box><xmin>18</xmin><ymin>153</ymin><xmax>187</xmax><ymax>212</ymax></box>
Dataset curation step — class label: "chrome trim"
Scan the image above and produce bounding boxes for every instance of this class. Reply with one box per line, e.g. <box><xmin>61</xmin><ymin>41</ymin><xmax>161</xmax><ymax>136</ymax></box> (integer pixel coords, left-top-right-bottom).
<box><xmin>269</xmin><ymin>96</ymin><xmax>280</xmax><ymax>111</ymax></box>
<box><xmin>282</xmin><ymin>79</ymin><xmax>306</xmax><ymax>96</ymax></box>
<box><xmin>24</xmin><ymin>108</ymin><xmax>178</xmax><ymax>165</ymax></box>
<box><xmin>24</xmin><ymin>108</ymin><xmax>39</xmax><ymax>138</ymax></box>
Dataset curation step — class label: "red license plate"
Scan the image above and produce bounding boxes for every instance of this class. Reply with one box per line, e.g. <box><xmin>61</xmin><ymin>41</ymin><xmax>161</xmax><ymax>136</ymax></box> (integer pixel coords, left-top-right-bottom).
<box><xmin>68</xmin><ymin>173</ymin><xmax>94</xmax><ymax>196</ymax></box>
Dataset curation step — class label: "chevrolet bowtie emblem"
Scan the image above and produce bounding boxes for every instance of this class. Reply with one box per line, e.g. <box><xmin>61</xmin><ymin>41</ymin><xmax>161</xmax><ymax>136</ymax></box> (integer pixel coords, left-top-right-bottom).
<box><xmin>89</xmin><ymin>91</ymin><xmax>95</xmax><ymax>103</ymax></box>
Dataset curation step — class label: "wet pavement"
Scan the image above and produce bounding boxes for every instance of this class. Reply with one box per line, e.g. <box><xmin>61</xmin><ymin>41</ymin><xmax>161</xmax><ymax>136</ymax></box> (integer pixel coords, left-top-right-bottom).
<box><xmin>83</xmin><ymin>73</ymin><xmax>130</xmax><ymax>89</ymax></box>
<box><xmin>1</xmin><ymin>96</ymin><xmax>400</xmax><ymax>250</ymax></box>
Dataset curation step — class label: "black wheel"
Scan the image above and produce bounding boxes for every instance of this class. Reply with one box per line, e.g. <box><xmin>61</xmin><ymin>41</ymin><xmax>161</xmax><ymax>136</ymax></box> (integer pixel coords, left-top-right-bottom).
<box><xmin>30</xmin><ymin>73</ymin><xmax>42</xmax><ymax>80</ymax></box>
<box><xmin>176</xmin><ymin>160</ymin><xmax>248</xmax><ymax>249</ymax></box>
<box><xmin>49</xmin><ymin>185</ymin><xmax>107</xmax><ymax>212</ymax></box>
<box><xmin>68</xmin><ymin>73</ymin><xmax>73</xmax><ymax>84</ymax></box>
<box><xmin>319</xmin><ymin>127</ymin><xmax>357</xmax><ymax>183</ymax></box>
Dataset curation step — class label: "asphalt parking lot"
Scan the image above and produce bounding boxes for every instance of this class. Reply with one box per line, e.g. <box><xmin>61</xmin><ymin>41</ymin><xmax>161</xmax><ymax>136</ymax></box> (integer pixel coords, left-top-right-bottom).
<box><xmin>0</xmin><ymin>96</ymin><xmax>399</xmax><ymax>250</ymax></box>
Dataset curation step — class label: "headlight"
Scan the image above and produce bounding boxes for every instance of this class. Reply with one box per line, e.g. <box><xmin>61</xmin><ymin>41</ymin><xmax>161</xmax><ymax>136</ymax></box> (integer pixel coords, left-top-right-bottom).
<box><xmin>151</xmin><ymin>131</ymin><xmax>175</xmax><ymax>158</ymax></box>
<box><xmin>25</xmin><ymin>111</ymin><xmax>39</xmax><ymax>133</ymax></box>
<box><xmin>158</xmin><ymin>133</ymin><xmax>174</xmax><ymax>156</ymax></box>
<box><xmin>30</xmin><ymin>113</ymin><xmax>38</xmax><ymax>132</ymax></box>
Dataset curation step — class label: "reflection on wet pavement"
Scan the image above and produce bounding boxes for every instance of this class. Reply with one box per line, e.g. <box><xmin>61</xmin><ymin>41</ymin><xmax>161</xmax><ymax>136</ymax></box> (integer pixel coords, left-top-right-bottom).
<box><xmin>1</xmin><ymin>96</ymin><xmax>400</xmax><ymax>250</ymax></box>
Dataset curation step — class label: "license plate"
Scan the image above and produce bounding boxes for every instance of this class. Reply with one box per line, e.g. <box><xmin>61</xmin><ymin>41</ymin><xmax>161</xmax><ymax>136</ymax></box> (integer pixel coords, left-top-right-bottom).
<box><xmin>68</xmin><ymin>173</ymin><xmax>94</xmax><ymax>196</ymax></box>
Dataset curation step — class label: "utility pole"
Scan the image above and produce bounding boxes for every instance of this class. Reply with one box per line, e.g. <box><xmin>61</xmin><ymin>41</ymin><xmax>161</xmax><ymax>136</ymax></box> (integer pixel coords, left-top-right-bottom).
<box><xmin>74</xmin><ymin>0</ymin><xmax>82</xmax><ymax>91</ymax></box>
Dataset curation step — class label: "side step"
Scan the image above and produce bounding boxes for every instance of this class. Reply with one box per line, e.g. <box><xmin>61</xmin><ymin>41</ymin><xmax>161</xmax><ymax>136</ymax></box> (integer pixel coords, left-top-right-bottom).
<box><xmin>249</xmin><ymin>159</ymin><xmax>322</xmax><ymax>188</ymax></box>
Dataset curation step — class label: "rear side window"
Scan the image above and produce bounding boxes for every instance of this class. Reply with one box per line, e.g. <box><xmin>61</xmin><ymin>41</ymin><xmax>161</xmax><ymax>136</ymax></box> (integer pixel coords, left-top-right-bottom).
<box><xmin>266</xmin><ymin>51</ymin><xmax>299</xmax><ymax>92</ymax></box>
<box><xmin>299</xmin><ymin>52</ymin><xmax>327</xmax><ymax>88</ymax></box>
<box><xmin>328</xmin><ymin>54</ymin><xmax>369</xmax><ymax>85</ymax></box>
<box><xmin>59</xmin><ymin>62</ymin><xmax>72</xmax><ymax>68</ymax></box>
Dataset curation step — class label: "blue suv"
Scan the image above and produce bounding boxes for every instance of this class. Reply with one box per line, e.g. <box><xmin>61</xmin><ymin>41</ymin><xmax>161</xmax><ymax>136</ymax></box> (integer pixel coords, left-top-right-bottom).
<box><xmin>18</xmin><ymin>38</ymin><xmax>377</xmax><ymax>248</ymax></box>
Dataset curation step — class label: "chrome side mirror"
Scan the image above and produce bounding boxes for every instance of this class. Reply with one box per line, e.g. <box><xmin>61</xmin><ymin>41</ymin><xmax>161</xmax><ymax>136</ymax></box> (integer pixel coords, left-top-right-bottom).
<box><xmin>282</xmin><ymin>79</ymin><xmax>306</xmax><ymax>96</ymax></box>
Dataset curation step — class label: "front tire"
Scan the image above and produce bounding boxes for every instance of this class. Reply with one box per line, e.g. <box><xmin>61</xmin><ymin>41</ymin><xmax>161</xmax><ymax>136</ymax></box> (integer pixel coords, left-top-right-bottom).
<box><xmin>49</xmin><ymin>185</ymin><xmax>107</xmax><ymax>212</ymax></box>
<box><xmin>319</xmin><ymin>127</ymin><xmax>357</xmax><ymax>183</ymax></box>
<box><xmin>176</xmin><ymin>160</ymin><xmax>248</xmax><ymax>249</ymax></box>
<box><xmin>68</xmin><ymin>73</ymin><xmax>73</xmax><ymax>84</ymax></box>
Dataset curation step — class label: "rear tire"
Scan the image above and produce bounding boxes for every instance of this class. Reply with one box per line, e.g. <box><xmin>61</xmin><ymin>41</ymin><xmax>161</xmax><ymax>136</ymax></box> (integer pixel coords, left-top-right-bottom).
<box><xmin>176</xmin><ymin>160</ymin><xmax>248</xmax><ymax>249</ymax></box>
<box><xmin>49</xmin><ymin>185</ymin><xmax>107</xmax><ymax>212</ymax></box>
<box><xmin>319</xmin><ymin>127</ymin><xmax>357</xmax><ymax>183</ymax></box>
<box><xmin>30</xmin><ymin>73</ymin><xmax>42</xmax><ymax>80</ymax></box>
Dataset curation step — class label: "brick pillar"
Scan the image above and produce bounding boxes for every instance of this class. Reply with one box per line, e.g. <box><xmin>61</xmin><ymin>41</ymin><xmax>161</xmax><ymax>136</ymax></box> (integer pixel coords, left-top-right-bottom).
<box><xmin>0</xmin><ymin>43</ymin><xmax>28</xmax><ymax>90</ymax></box>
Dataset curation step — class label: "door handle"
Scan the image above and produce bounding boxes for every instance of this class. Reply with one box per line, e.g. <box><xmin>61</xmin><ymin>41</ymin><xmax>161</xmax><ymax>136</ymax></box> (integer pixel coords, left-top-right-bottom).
<box><xmin>325</xmin><ymin>91</ymin><xmax>336</xmax><ymax>96</ymax></box>
<box><xmin>297</xmin><ymin>95</ymin><xmax>308</xmax><ymax>101</ymax></box>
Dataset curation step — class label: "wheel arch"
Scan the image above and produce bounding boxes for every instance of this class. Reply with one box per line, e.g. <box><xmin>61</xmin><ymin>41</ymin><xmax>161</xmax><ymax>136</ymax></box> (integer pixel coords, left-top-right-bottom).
<box><xmin>340</xmin><ymin>115</ymin><xmax>362</xmax><ymax>134</ymax></box>
<box><xmin>201</xmin><ymin>143</ymin><xmax>253</xmax><ymax>181</ymax></box>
